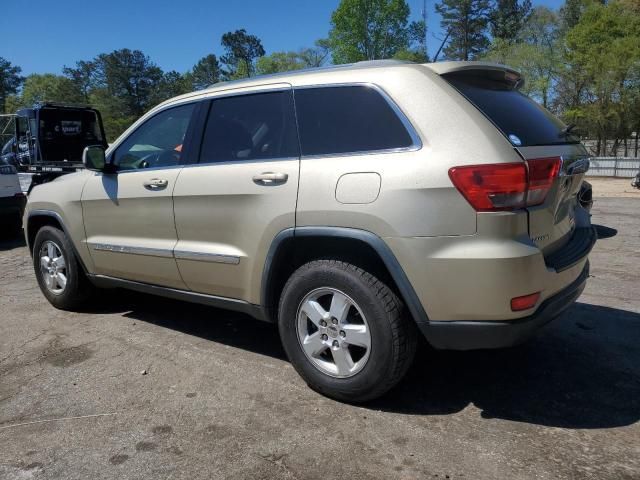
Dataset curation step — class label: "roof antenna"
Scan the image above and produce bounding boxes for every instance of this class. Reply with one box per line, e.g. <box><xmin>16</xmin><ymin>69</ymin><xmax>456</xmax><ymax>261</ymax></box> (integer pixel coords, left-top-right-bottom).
<box><xmin>433</xmin><ymin>27</ymin><xmax>451</xmax><ymax>62</ymax></box>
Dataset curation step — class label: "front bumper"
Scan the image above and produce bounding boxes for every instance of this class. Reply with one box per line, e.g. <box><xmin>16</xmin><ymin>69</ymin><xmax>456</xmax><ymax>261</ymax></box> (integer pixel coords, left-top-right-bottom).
<box><xmin>419</xmin><ymin>262</ymin><xmax>589</xmax><ymax>350</ymax></box>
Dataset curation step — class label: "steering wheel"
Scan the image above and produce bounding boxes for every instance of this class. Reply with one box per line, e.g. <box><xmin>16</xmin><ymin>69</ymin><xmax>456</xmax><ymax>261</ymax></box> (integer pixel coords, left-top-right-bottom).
<box><xmin>135</xmin><ymin>152</ymin><xmax>159</xmax><ymax>169</ymax></box>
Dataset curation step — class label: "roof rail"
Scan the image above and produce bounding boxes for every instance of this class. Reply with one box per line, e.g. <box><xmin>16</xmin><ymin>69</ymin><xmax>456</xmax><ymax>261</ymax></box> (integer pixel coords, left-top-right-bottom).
<box><xmin>206</xmin><ymin>59</ymin><xmax>417</xmax><ymax>90</ymax></box>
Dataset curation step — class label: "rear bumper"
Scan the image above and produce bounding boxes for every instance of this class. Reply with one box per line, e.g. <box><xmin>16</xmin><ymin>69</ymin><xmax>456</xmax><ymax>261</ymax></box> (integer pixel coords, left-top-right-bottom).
<box><xmin>419</xmin><ymin>262</ymin><xmax>589</xmax><ymax>350</ymax></box>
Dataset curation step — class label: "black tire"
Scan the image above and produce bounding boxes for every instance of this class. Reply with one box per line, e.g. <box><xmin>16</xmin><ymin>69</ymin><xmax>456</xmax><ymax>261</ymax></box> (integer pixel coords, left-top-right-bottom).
<box><xmin>278</xmin><ymin>260</ymin><xmax>417</xmax><ymax>403</ymax></box>
<box><xmin>32</xmin><ymin>226</ymin><xmax>95</xmax><ymax>310</ymax></box>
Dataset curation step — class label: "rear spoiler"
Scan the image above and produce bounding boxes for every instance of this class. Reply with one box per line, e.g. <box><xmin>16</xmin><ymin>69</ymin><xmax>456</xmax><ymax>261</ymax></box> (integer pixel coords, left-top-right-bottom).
<box><xmin>424</xmin><ymin>61</ymin><xmax>524</xmax><ymax>89</ymax></box>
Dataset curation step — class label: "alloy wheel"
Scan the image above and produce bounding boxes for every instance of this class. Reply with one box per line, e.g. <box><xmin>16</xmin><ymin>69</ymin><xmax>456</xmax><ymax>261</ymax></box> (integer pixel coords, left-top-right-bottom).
<box><xmin>39</xmin><ymin>240</ymin><xmax>68</xmax><ymax>295</ymax></box>
<box><xmin>296</xmin><ymin>287</ymin><xmax>372</xmax><ymax>378</ymax></box>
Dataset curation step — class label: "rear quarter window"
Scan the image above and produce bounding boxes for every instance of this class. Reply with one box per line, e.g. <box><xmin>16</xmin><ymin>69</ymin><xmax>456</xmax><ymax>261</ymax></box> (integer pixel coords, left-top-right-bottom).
<box><xmin>444</xmin><ymin>74</ymin><xmax>579</xmax><ymax>147</ymax></box>
<box><xmin>294</xmin><ymin>85</ymin><xmax>415</xmax><ymax>156</ymax></box>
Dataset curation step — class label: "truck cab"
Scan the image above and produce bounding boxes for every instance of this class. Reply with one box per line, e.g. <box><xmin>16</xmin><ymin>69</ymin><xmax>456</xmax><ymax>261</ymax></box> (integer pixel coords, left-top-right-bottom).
<box><xmin>2</xmin><ymin>103</ymin><xmax>108</xmax><ymax>191</ymax></box>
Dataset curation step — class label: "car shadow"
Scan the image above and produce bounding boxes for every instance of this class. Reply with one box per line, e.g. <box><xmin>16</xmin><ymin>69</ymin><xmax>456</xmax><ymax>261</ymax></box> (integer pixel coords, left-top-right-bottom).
<box><xmin>111</xmin><ymin>291</ymin><xmax>287</xmax><ymax>360</ymax></box>
<box><xmin>370</xmin><ymin>303</ymin><xmax>640</xmax><ymax>429</ymax></box>
<box><xmin>593</xmin><ymin>224</ymin><xmax>618</xmax><ymax>239</ymax></box>
<box><xmin>107</xmin><ymin>294</ymin><xmax>640</xmax><ymax>429</ymax></box>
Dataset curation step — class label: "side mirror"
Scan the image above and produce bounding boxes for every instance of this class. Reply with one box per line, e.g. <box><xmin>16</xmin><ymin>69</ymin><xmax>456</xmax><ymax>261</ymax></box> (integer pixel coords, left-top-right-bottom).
<box><xmin>82</xmin><ymin>145</ymin><xmax>107</xmax><ymax>172</ymax></box>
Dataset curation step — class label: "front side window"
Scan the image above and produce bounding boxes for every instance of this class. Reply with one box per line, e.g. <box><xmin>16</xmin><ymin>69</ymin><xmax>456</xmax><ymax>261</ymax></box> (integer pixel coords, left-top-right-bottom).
<box><xmin>199</xmin><ymin>90</ymin><xmax>299</xmax><ymax>163</ymax></box>
<box><xmin>114</xmin><ymin>103</ymin><xmax>195</xmax><ymax>171</ymax></box>
<box><xmin>294</xmin><ymin>85</ymin><xmax>415</xmax><ymax>156</ymax></box>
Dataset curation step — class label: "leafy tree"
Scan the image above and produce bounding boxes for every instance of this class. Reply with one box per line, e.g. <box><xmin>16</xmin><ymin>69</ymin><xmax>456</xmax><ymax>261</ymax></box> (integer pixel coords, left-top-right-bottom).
<box><xmin>484</xmin><ymin>6</ymin><xmax>560</xmax><ymax>108</ymax></box>
<box><xmin>188</xmin><ymin>54</ymin><xmax>221</xmax><ymax>90</ymax></box>
<box><xmin>220</xmin><ymin>29</ymin><xmax>265</xmax><ymax>79</ymax></box>
<box><xmin>435</xmin><ymin>0</ymin><xmax>492</xmax><ymax>61</ymax></box>
<box><xmin>490</xmin><ymin>0</ymin><xmax>532</xmax><ymax>42</ymax></box>
<box><xmin>153</xmin><ymin>71</ymin><xmax>191</xmax><ymax>103</ymax></box>
<box><xmin>559</xmin><ymin>0</ymin><xmax>603</xmax><ymax>32</ymax></box>
<box><xmin>256</xmin><ymin>39</ymin><xmax>334</xmax><ymax>76</ymax></box>
<box><xmin>560</xmin><ymin>1</ymin><xmax>640</xmax><ymax>155</ymax></box>
<box><xmin>393</xmin><ymin>20</ymin><xmax>429</xmax><ymax>62</ymax></box>
<box><xmin>92</xmin><ymin>49</ymin><xmax>163</xmax><ymax>117</ymax></box>
<box><xmin>328</xmin><ymin>0</ymin><xmax>412</xmax><ymax>64</ymax></box>
<box><xmin>298</xmin><ymin>39</ymin><xmax>332</xmax><ymax>68</ymax></box>
<box><xmin>256</xmin><ymin>52</ymin><xmax>307</xmax><ymax>75</ymax></box>
<box><xmin>0</xmin><ymin>57</ymin><xmax>24</xmax><ymax>113</ymax></box>
<box><xmin>15</xmin><ymin>74</ymin><xmax>84</xmax><ymax>108</ymax></box>
<box><xmin>62</xmin><ymin>60</ymin><xmax>96</xmax><ymax>102</ymax></box>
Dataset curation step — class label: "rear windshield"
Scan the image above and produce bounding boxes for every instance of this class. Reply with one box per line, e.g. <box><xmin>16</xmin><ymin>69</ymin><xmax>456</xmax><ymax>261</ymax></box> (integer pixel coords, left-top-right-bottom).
<box><xmin>444</xmin><ymin>73</ymin><xmax>579</xmax><ymax>147</ymax></box>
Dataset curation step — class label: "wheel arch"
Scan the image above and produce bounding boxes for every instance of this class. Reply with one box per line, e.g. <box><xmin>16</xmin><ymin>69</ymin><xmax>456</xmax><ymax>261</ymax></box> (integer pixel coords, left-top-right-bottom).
<box><xmin>261</xmin><ymin>227</ymin><xmax>429</xmax><ymax>327</ymax></box>
<box><xmin>26</xmin><ymin>210</ymin><xmax>89</xmax><ymax>275</ymax></box>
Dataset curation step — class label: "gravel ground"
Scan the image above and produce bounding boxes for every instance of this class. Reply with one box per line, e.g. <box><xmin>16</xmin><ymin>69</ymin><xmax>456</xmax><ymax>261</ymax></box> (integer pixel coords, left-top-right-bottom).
<box><xmin>587</xmin><ymin>177</ymin><xmax>640</xmax><ymax>198</ymax></box>
<box><xmin>0</xmin><ymin>196</ymin><xmax>638</xmax><ymax>480</ymax></box>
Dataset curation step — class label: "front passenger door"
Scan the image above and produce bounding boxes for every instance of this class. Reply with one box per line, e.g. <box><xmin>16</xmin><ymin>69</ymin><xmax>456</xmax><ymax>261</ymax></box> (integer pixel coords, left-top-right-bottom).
<box><xmin>82</xmin><ymin>102</ymin><xmax>196</xmax><ymax>288</ymax></box>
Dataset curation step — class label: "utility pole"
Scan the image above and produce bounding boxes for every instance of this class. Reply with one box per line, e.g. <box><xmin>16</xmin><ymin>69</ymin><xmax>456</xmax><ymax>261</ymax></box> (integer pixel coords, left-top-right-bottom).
<box><xmin>422</xmin><ymin>0</ymin><xmax>429</xmax><ymax>61</ymax></box>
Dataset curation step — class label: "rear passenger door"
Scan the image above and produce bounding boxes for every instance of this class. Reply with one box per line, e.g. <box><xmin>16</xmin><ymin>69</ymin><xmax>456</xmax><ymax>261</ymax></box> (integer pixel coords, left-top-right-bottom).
<box><xmin>172</xmin><ymin>85</ymin><xmax>299</xmax><ymax>303</ymax></box>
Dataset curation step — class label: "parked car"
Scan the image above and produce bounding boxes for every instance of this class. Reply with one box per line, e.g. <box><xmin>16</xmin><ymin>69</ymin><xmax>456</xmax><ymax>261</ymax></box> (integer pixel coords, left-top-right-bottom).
<box><xmin>0</xmin><ymin>160</ymin><xmax>26</xmax><ymax>234</ymax></box>
<box><xmin>24</xmin><ymin>60</ymin><xmax>596</xmax><ymax>402</ymax></box>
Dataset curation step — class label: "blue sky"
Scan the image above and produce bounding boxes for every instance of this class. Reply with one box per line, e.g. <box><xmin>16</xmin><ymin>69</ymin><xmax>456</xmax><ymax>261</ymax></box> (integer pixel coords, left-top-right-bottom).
<box><xmin>4</xmin><ymin>0</ymin><xmax>564</xmax><ymax>76</ymax></box>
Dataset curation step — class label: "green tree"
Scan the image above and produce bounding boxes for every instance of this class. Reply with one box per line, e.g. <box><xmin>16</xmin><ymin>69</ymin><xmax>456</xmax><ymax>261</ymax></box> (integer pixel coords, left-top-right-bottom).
<box><xmin>92</xmin><ymin>49</ymin><xmax>163</xmax><ymax>117</ymax></box>
<box><xmin>393</xmin><ymin>19</ymin><xmax>429</xmax><ymax>62</ymax></box>
<box><xmin>153</xmin><ymin>71</ymin><xmax>191</xmax><ymax>103</ymax></box>
<box><xmin>188</xmin><ymin>54</ymin><xmax>221</xmax><ymax>90</ymax></box>
<box><xmin>328</xmin><ymin>0</ymin><xmax>413</xmax><ymax>64</ymax></box>
<box><xmin>559</xmin><ymin>0</ymin><xmax>603</xmax><ymax>32</ymax></box>
<box><xmin>484</xmin><ymin>6</ymin><xmax>560</xmax><ymax>108</ymax></box>
<box><xmin>65</xmin><ymin>49</ymin><xmax>165</xmax><ymax>140</ymax></box>
<box><xmin>435</xmin><ymin>0</ymin><xmax>492</xmax><ymax>61</ymax></box>
<box><xmin>0</xmin><ymin>57</ymin><xmax>24</xmax><ymax>113</ymax></box>
<box><xmin>489</xmin><ymin>0</ymin><xmax>532</xmax><ymax>42</ymax></box>
<box><xmin>298</xmin><ymin>39</ymin><xmax>332</xmax><ymax>68</ymax></box>
<box><xmin>16</xmin><ymin>74</ymin><xmax>84</xmax><ymax>108</ymax></box>
<box><xmin>220</xmin><ymin>29</ymin><xmax>266</xmax><ymax>79</ymax></box>
<box><xmin>560</xmin><ymin>1</ymin><xmax>640</xmax><ymax>155</ymax></box>
<box><xmin>256</xmin><ymin>52</ymin><xmax>307</xmax><ymax>75</ymax></box>
<box><xmin>62</xmin><ymin>60</ymin><xmax>96</xmax><ymax>102</ymax></box>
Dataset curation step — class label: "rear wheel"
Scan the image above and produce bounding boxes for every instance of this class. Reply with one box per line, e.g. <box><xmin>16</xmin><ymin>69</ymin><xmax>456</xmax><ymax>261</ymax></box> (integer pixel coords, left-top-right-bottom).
<box><xmin>278</xmin><ymin>260</ymin><xmax>417</xmax><ymax>402</ymax></box>
<box><xmin>33</xmin><ymin>226</ymin><xmax>95</xmax><ymax>310</ymax></box>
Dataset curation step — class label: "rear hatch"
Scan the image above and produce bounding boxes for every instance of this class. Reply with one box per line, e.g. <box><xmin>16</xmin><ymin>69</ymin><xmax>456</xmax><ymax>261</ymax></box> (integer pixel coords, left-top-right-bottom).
<box><xmin>437</xmin><ymin>64</ymin><xmax>592</xmax><ymax>261</ymax></box>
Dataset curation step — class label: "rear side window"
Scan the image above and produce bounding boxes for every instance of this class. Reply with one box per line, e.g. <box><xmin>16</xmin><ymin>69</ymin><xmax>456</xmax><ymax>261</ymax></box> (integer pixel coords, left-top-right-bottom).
<box><xmin>294</xmin><ymin>86</ymin><xmax>415</xmax><ymax>156</ymax></box>
<box><xmin>200</xmin><ymin>90</ymin><xmax>299</xmax><ymax>163</ymax></box>
<box><xmin>445</xmin><ymin>74</ymin><xmax>579</xmax><ymax>147</ymax></box>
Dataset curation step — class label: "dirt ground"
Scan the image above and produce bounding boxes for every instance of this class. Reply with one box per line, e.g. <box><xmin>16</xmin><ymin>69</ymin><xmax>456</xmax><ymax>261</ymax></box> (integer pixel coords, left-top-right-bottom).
<box><xmin>0</xmin><ymin>193</ymin><xmax>638</xmax><ymax>479</ymax></box>
<box><xmin>587</xmin><ymin>176</ymin><xmax>640</xmax><ymax>198</ymax></box>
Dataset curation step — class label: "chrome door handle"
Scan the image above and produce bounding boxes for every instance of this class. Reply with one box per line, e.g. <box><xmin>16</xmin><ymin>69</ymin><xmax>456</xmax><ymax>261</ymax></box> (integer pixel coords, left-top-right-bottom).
<box><xmin>252</xmin><ymin>172</ymin><xmax>288</xmax><ymax>185</ymax></box>
<box><xmin>143</xmin><ymin>178</ymin><xmax>169</xmax><ymax>189</ymax></box>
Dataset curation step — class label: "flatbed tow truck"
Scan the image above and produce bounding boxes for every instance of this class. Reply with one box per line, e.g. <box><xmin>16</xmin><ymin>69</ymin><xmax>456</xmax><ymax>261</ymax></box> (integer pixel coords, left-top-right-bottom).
<box><xmin>0</xmin><ymin>103</ymin><xmax>108</xmax><ymax>193</ymax></box>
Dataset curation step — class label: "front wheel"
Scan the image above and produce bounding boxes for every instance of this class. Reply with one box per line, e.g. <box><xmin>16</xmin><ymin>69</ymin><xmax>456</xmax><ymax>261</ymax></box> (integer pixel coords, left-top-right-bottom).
<box><xmin>33</xmin><ymin>226</ymin><xmax>96</xmax><ymax>310</ymax></box>
<box><xmin>278</xmin><ymin>260</ymin><xmax>417</xmax><ymax>403</ymax></box>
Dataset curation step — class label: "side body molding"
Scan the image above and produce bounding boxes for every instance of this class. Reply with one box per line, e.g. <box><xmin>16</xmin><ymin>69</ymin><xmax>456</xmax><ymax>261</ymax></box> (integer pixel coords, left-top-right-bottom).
<box><xmin>261</xmin><ymin>226</ymin><xmax>430</xmax><ymax>326</ymax></box>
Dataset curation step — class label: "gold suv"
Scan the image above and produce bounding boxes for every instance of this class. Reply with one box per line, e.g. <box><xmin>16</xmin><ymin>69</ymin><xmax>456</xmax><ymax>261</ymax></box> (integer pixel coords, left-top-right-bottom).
<box><xmin>24</xmin><ymin>60</ymin><xmax>595</xmax><ymax>402</ymax></box>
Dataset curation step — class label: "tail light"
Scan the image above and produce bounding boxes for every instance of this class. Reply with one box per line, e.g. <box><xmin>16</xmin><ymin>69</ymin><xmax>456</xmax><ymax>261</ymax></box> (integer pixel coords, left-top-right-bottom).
<box><xmin>448</xmin><ymin>157</ymin><xmax>561</xmax><ymax>212</ymax></box>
